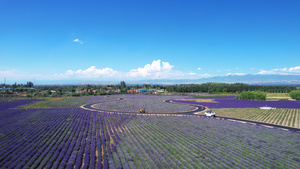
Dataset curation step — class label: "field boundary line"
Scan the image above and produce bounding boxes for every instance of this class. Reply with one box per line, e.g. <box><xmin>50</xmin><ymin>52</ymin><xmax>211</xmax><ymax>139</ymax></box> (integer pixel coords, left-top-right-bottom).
<box><xmin>222</xmin><ymin>116</ymin><xmax>300</xmax><ymax>133</ymax></box>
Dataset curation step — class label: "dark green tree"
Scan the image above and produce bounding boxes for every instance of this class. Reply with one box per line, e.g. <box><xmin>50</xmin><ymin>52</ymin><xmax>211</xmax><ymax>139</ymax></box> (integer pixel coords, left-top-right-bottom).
<box><xmin>26</xmin><ymin>81</ymin><xmax>34</xmax><ymax>87</ymax></box>
<box><xmin>12</xmin><ymin>82</ymin><xmax>17</xmax><ymax>88</ymax></box>
<box><xmin>120</xmin><ymin>81</ymin><xmax>126</xmax><ymax>89</ymax></box>
<box><xmin>290</xmin><ymin>90</ymin><xmax>300</xmax><ymax>100</ymax></box>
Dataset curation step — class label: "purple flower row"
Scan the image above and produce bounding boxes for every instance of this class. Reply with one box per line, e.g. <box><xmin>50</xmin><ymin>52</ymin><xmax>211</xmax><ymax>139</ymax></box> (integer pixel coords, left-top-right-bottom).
<box><xmin>172</xmin><ymin>96</ymin><xmax>300</xmax><ymax>109</ymax></box>
<box><xmin>44</xmin><ymin>96</ymin><xmax>117</xmax><ymax>107</ymax></box>
<box><xmin>1</xmin><ymin>106</ymin><xmax>300</xmax><ymax>168</ymax></box>
<box><xmin>119</xmin><ymin>113</ymin><xmax>300</xmax><ymax>168</ymax></box>
<box><xmin>0</xmin><ymin>99</ymin><xmax>39</xmax><ymax>111</ymax></box>
<box><xmin>0</xmin><ymin>108</ymin><xmax>132</xmax><ymax>168</ymax></box>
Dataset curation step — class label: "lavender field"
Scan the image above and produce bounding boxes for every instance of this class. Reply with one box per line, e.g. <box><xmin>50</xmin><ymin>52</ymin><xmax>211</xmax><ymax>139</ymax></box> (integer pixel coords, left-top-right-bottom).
<box><xmin>172</xmin><ymin>96</ymin><xmax>300</xmax><ymax>109</ymax></box>
<box><xmin>22</xmin><ymin>96</ymin><xmax>118</xmax><ymax>108</ymax></box>
<box><xmin>0</xmin><ymin>99</ymin><xmax>40</xmax><ymax>111</ymax></box>
<box><xmin>213</xmin><ymin>108</ymin><xmax>300</xmax><ymax>129</ymax></box>
<box><xmin>21</xmin><ymin>95</ymin><xmax>197</xmax><ymax>113</ymax></box>
<box><xmin>94</xmin><ymin>95</ymin><xmax>196</xmax><ymax>113</ymax></box>
<box><xmin>0</xmin><ymin>99</ymin><xmax>300</xmax><ymax>168</ymax></box>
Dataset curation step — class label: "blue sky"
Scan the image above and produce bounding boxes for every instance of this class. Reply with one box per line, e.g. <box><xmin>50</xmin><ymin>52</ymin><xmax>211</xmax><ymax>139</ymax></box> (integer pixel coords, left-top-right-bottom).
<box><xmin>1</xmin><ymin>0</ymin><xmax>299</xmax><ymax>84</ymax></box>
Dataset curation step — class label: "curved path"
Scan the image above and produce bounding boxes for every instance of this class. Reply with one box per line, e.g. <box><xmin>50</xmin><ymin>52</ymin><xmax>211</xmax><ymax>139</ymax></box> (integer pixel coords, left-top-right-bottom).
<box><xmin>81</xmin><ymin>96</ymin><xmax>300</xmax><ymax>133</ymax></box>
<box><xmin>81</xmin><ymin>98</ymin><xmax>206</xmax><ymax>115</ymax></box>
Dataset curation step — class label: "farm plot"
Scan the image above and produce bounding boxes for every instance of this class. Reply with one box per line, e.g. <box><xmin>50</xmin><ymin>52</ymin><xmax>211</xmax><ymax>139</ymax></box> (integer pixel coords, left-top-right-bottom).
<box><xmin>172</xmin><ymin>96</ymin><xmax>300</xmax><ymax>109</ymax></box>
<box><xmin>0</xmin><ymin>99</ymin><xmax>40</xmax><ymax>111</ymax></box>
<box><xmin>94</xmin><ymin>95</ymin><xmax>196</xmax><ymax>113</ymax></box>
<box><xmin>1</xmin><ymin>107</ymin><xmax>300</xmax><ymax>168</ymax></box>
<box><xmin>0</xmin><ymin>108</ymin><xmax>133</xmax><ymax>169</ymax></box>
<box><xmin>22</xmin><ymin>96</ymin><xmax>118</xmax><ymax>108</ymax></box>
<box><xmin>213</xmin><ymin>108</ymin><xmax>300</xmax><ymax>129</ymax></box>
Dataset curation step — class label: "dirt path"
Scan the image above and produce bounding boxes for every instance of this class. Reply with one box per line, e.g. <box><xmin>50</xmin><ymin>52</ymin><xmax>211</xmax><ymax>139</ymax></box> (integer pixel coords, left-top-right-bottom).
<box><xmin>81</xmin><ymin>99</ymin><xmax>206</xmax><ymax>115</ymax></box>
<box><xmin>267</xmin><ymin>97</ymin><xmax>295</xmax><ymax>101</ymax></box>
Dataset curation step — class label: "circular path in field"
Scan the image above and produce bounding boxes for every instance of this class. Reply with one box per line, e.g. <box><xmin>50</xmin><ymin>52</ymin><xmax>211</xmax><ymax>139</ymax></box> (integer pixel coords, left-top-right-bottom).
<box><xmin>81</xmin><ymin>96</ymin><xmax>300</xmax><ymax>133</ymax></box>
<box><xmin>81</xmin><ymin>97</ymin><xmax>206</xmax><ymax>115</ymax></box>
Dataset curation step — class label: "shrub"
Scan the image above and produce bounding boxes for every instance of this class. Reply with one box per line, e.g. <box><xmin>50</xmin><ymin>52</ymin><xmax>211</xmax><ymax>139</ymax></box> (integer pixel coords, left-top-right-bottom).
<box><xmin>71</xmin><ymin>93</ymin><xmax>80</xmax><ymax>97</ymax></box>
<box><xmin>238</xmin><ymin>91</ymin><xmax>266</xmax><ymax>101</ymax></box>
<box><xmin>289</xmin><ymin>90</ymin><xmax>300</xmax><ymax>100</ymax></box>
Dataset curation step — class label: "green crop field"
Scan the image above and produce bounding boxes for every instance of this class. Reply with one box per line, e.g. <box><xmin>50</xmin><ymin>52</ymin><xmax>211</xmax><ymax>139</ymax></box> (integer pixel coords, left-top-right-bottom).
<box><xmin>266</xmin><ymin>93</ymin><xmax>290</xmax><ymax>97</ymax></box>
<box><xmin>213</xmin><ymin>108</ymin><xmax>300</xmax><ymax>129</ymax></box>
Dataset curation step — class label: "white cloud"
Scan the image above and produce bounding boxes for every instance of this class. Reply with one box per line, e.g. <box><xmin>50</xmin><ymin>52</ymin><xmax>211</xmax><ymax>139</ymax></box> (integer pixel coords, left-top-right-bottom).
<box><xmin>197</xmin><ymin>68</ymin><xmax>202</xmax><ymax>70</ymax></box>
<box><xmin>162</xmin><ymin>61</ymin><xmax>174</xmax><ymax>71</ymax></box>
<box><xmin>73</xmin><ymin>39</ymin><xmax>83</xmax><ymax>44</ymax></box>
<box><xmin>258</xmin><ymin>66</ymin><xmax>300</xmax><ymax>75</ymax></box>
<box><xmin>127</xmin><ymin>60</ymin><xmax>174</xmax><ymax>78</ymax></box>
<box><xmin>4</xmin><ymin>60</ymin><xmax>216</xmax><ymax>82</ymax></box>
<box><xmin>55</xmin><ymin>66</ymin><xmax>117</xmax><ymax>79</ymax></box>
<box><xmin>55</xmin><ymin>60</ymin><xmax>181</xmax><ymax>80</ymax></box>
<box><xmin>288</xmin><ymin>66</ymin><xmax>300</xmax><ymax>73</ymax></box>
<box><xmin>125</xmin><ymin>60</ymin><xmax>210</xmax><ymax>79</ymax></box>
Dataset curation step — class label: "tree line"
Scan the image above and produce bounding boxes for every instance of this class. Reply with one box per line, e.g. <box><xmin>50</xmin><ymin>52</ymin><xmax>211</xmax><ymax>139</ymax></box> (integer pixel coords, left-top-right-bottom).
<box><xmin>164</xmin><ymin>83</ymin><xmax>297</xmax><ymax>93</ymax></box>
<box><xmin>1</xmin><ymin>81</ymin><xmax>298</xmax><ymax>98</ymax></box>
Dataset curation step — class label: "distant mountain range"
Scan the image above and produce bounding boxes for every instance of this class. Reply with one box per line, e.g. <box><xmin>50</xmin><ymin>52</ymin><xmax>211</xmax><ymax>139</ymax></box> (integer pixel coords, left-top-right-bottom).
<box><xmin>35</xmin><ymin>74</ymin><xmax>300</xmax><ymax>86</ymax></box>
<box><xmin>132</xmin><ymin>75</ymin><xmax>300</xmax><ymax>85</ymax></box>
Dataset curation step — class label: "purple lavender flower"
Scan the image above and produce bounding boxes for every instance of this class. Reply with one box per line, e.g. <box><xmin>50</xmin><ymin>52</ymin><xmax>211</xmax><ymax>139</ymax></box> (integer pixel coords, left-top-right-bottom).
<box><xmin>172</xmin><ymin>96</ymin><xmax>300</xmax><ymax>109</ymax></box>
<box><xmin>1</xmin><ymin>103</ymin><xmax>300</xmax><ymax>168</ymax></box>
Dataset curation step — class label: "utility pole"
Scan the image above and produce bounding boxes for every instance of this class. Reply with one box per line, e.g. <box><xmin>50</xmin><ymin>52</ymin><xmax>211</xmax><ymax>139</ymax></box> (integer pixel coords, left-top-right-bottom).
<box><xmin>3</xmin><ymin>78</ymin><xmax>6</xmax><ymax>99</ymax></box>
<box><xmin>33</xmin><ymin>78</ymin><xmax>35</xmax><ymax>102</ymax></box>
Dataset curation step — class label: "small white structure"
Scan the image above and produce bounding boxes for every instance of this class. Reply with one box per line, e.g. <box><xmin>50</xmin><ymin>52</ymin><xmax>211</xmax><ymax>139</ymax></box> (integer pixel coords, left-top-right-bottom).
<box><xmin>259</xmin><ymin>106</ymin><xmax>276</xmax><ymax>110</ymax></box>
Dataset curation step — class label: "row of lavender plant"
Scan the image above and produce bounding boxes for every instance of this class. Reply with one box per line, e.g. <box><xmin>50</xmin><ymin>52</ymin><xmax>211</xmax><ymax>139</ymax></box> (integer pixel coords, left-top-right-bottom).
<box><xmin>0</xmin><ymin>108</ymin><xmax>135</xmax><ymax>168</ymax></box>
<box><xmin>120</xmin><ymin>114</ymin><xmax>300</xmax><ymax>168</ymax></box>
<box><xmin>172</xmin><ymin>96</ymin><xmax>300</xmax><ymax>109</ymax></box>
<box><xmin>1</xmin><ymin>107</ymin><xmax>300</xmax><ymax>168</ymax></box>
<box><xmin>35</xmin><ymin>96</ymin><xmax>118</xmax><ymax>108</ymax></box>
<box><xmin>0</xmin><ymin>99</ymin><xmax>39</xmax><ymax>111</ymax></box>
<box><xmin>213</xmin><ymin>108</ymin><xmax>300</xmax><ymax>128</ymax></box>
